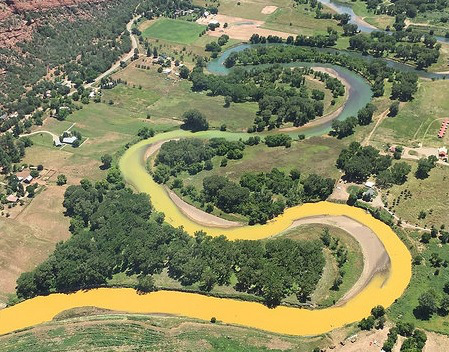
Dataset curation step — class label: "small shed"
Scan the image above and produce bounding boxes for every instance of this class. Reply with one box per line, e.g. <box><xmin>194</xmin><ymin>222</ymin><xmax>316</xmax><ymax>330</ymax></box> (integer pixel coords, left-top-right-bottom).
<box><xmin>24</xmin><ymin>175</ymin><xmax>33</xmax><ymax>184</ymax></box>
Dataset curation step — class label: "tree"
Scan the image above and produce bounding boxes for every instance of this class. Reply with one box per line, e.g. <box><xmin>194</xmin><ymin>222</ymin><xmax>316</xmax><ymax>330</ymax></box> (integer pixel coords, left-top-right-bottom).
<box><xmin>389</xmin><ymin>101</ymin><xmax>400</xmax><ymax>117</ymax></box>
<box><xmin>57</xmin><ymin>174</ymin><xmax>67</xmax><ymax>186</ymax></box>
<box><xmin>440</xmin><ymin>296</ymin><xmax>449</xmax><ymax>315</ymax></box>
<box><xmin>101</xmin><ymin>154</ymin><xmax>113</xmax><ymax>169</ymax></box>
<box><xmin>16</xmin><ymin>272</ymin><xmax>37</xmax><ymax>299</ymax></box>
<box><xmin>357</xmin><ymin>103</ymin><xmax>376</xmax><ymax>125</ymax></box>
<box><xmin>137</xmin><ymin>126</ymin><xmax>155</xmax><ymax>139</ymax></box>
<box><xmin>417</xmin><ymin>290</ymin><xmax>438</xmax><ymax>319</ymax></box>
<box><xmin>390</xmin><ymin>162</ymin><xmax>411</xmax><ymax>185</ymax></box>
<box><xmin>415</xmin><ymin>156</ymin><xmax>437</xmax><ymax>179</ymax></box>
<box><xmin>179</xmin><ymin>66</ymin><xmax>190</xmax><ymax>79</ymax></box>
<box><xmin>371</xmin><ymin>305</ymin><xmax>385</xmax><ymax>318</ymax></box>
<box><xmin>136</xmin><ymin>275</ymin><xmax>156</xmax><ymax>293</ymax></box>
<box><xmin>181</xmin><ymin>109</ymin><xmax>209</xmax><ymax>132</ymax></box>
<box><xmin>358</xmin><ymin>315</ymin><xmax>375</xmax><ymax>330</ymax></box>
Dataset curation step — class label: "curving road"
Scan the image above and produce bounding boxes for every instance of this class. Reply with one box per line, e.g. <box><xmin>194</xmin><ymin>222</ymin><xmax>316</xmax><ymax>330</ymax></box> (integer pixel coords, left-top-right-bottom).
<box><xmin>84</xmin><ymin>15</ymin><xmax>141</xmax><ymax>90</ymax></box>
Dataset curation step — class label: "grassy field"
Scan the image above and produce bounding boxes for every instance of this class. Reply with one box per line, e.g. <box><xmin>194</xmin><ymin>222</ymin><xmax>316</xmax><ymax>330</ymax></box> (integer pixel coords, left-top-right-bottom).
<box><xmin>263</xmin><ymin>3</ymin><xmax>339</xmax><ymax>36</ymax></box>
<box><xmin>180</xmin><ymin>136</ymin><xmax>343</xmax><ymax>191</ymax></box>
<box><xmin>334</xmin><ymin>0</ymin><xmax>394</xmax><ymax>30</ymax></box>
<box><xmin>142</xmin><ymin>18</ymin><xmax>206</xmax><ymax>44</ymax></box>
<box><xmin>280</xmin><ymin>224</ymin><xmax>363</xmax><ymax>307</ymax></box>
<box><xmin>112</xmin><ymin>62</ymin><xmax>262</xmax><ymax>131</ymax></box>
<box><xmin>385</xmin><ymin>162</ymin><xmax>449</xmax><ymax>229</ymax></box>
<box><xmin>0</xmin><ymin>185</ymin><xmax>70</xmax><ymax>304</ymax></box>
<box><xmin>0</xmin><ymin>307</ymin><xmax>332</xmax><ymax>351</ymax></box>
<box><xmin>389</xmin><ymin>229</ymin><xmax>449</xmax><ymax>335</ymax></box>
<box><xmin>371</xmin><ymin>79</ymin><xmax>449</xmax><ymax>147</ymax></box>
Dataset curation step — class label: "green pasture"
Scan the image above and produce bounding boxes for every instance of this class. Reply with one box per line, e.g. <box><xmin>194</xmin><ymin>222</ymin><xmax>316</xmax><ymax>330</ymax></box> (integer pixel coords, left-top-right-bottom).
<box><xmin>142</xmin><ymin>18</ymin><xmax>206</xmax><ymax>44</ymax></box>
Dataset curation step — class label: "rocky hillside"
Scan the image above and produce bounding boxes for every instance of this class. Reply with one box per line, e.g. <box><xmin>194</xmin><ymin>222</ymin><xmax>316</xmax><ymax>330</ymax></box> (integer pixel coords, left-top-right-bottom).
<box><xmin>0</xmin><ymin>0</ymin><xmax>111</xmax><ymax>47</ymax></box>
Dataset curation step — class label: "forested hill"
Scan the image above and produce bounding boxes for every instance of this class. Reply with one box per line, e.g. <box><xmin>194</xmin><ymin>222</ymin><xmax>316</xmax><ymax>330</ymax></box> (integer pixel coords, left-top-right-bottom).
<box><xmin>0</xmin><ymin>0</ymin><xmax>138</xmax><ymax>110</ymax></box>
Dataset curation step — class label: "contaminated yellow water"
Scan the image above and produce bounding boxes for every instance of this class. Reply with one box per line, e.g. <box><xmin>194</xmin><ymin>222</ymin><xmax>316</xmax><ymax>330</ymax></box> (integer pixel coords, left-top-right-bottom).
<box><xmin>0</xmin><ymin>131</ymin><xmax>412</xmax><ymax>336</ymax></box>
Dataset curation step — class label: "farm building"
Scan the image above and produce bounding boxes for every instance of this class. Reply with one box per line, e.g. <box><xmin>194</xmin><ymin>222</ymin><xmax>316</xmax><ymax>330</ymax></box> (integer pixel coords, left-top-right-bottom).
<box><xmin>24</xmin><ymin>175</ymin><xmax>33</xmax><ymax>184</ymax></box>
<box><xmin>438</xmin><ymin>119</ymin><xmax>449</xmax><ymax>138</ymax></box>
<box><xmin>438</xmin><ymin>147</ymin><xmax>448</xmax><ymax>161</ymax></box>
<box><xmin>62</xmin><ymin>136</ymin><xmax>78</xmax><ymax>144</ymax></box>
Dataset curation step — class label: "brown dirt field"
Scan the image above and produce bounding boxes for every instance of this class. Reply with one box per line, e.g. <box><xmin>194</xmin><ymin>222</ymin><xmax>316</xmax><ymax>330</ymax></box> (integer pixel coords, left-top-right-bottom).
<box><xmin>332</xmin><ymin>325</ymin><xmax>390</xmax><ymax>351</ymax></box>
<box><xmin>0</xmin><ymin>185</ymin><xmax>70</xmax><ymax>302</ymax></box>
<box><xmin>423</xmin><ymin>332</ymin><xmax>449</xmax><ymax>352</ymax></box>
<box><xmin>196</xmin><ymin>14</ymin><xmax>293</xmax><ymax>41</ymax></box>
<box><xmin>261</xmin><ymin>5</ymin><xmax>278</xmax><ymax>14</ymax></box>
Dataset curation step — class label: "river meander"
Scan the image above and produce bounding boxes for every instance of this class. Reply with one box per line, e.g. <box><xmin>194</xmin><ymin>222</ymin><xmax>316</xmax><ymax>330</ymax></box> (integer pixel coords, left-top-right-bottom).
<box><xmin>0</xmin><ymin>130</ymin><xmax>412</xmax><ymax>336</ymax></box>
<box><xmin>0</xmin><ymin>43</ymin><xmax>418</xmax><ymax>337</ymax></box>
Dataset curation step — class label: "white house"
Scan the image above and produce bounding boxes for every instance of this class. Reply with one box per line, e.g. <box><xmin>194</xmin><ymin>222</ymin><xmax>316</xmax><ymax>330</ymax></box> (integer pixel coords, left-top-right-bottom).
<box><xmin>364</xmin><ymin>181</ymin><xmax>375</xmax><ymax>188</ymax></box>
<box><xmin>62</xmin><ymin>136</ymin><xmax>78</xmax><ymax>144</ymax></box>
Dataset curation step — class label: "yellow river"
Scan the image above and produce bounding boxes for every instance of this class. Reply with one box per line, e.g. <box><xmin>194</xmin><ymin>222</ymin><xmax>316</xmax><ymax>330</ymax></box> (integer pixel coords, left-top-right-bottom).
<box><xmin>0</xmin><ymin>131</ymin><xmax>412</xmax><ymax>336</ymax></box>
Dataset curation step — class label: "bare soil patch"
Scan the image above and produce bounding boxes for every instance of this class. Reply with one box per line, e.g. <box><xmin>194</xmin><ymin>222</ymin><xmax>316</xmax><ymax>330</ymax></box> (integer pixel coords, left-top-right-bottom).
<box><xmin>196</xmin><ymin>14</ymin><xmax>293</xmax><ymax>41</ymax></box>
<box><xmin>261</xmin><ymin>5</ymin><xmax>278</xmax><ymax>14</ymax></box>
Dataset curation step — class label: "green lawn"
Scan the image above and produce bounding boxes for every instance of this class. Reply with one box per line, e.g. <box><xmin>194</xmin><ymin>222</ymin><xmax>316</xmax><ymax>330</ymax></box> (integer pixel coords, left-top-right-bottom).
<box><xmin>385</xmin><ymin>162</ymin><xmax>449</xmax><ymax>229</ymax></box>
<box><xmin>372</xmin><ymin>79</ymin><xmax>449</xmax><ymax>147</ymax></box>
<box><xmin>180</xmin><ymin>136</ymin><xmax>343</xmax><ymax>193</ymax></box>
<box><xmin>142</xmin><ymin>18</ymin><xmax>206</xmax><ymax>44</ymax></box>
<box><xmin>263</xmin><ymin>4</ymin><xmax>339</xmax><ymax>36</ymax></box>
<box><xmin>389</xmin><ymin>230</ymin><xmax>449</xmax><ymax>335</ymax></box>
<box><xmin>0</xmin><ymin>308</ymin><xmax>330</xmax><ymax>351</ymax></box>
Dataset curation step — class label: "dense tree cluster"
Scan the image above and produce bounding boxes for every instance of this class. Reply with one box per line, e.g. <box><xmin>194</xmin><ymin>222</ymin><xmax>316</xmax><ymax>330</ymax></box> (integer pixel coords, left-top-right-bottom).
<box><xmin>249</xmin><ymin>27</ymin><xmax>339</xmax><ymax>48</ymax></box>
<box><xmin>190</xmin><ymin>63</ymin><xmax>344</xmax><ymax>131</ymax></box>
<box><xmin>0</xmin><ymin>133</ymin><xmax>30</xmax><ymax>174</ymax></box>
<box><xmin>336</xmin><ymin>142</ymin><xmax>392</xmax><ymax>182</ymax></box>
<box><xmin>360</xmin><ymin>0</ymin><xmax>448</xmax><ymax>22</ymax></box>
<box><xmin>177</xmin><ymin>166</ymin><xmax>332</xmax><ymax>224</ymax></box>
<box><xmin>16</xmin><ymin>181</ymin><xmax>325</xmax><ymax>307</ymax></box>
<box><xmin>0</xmin><ymin>0</ymin><xmax>138</xmax><ymax>110</ymax></box>
<box><xmin>391</xmin><ymin>72</ymin><xmax>419</xmax><ymax>102</ymax></box>
<box><xmin>223</xmin><ymin>46</ymin><xmax>399</xmax><ymax>97</ymax></box>
<box><xmin>349</xmin><ymin>31</ymin><xmax>440</xmax><ymax>69</ymax></box>
<box><xmin>153</xmin><ymin>138</ymin><xmax>245</xmax><ymax>181</ymax></box>
<box><xmin>140</xmin><ymin>0</ymin><xmax>194</xmax><ymax>19</ymax></box>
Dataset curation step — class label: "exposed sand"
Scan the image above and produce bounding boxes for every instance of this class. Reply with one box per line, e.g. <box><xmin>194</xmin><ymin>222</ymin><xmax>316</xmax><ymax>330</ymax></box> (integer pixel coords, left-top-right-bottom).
<box><xmin>279</xmin><ymin>67</ymin><xmax>351</xmax><ymax>132</ymax></box>
<box><xmin>146</xmin><ymin>140</ymin><xmax>390</xmax><ymax>305</ymax></box>
<box><xmin>166</xmin><ymin>188</ymin><xmax>241</xmax><ymax>228</ymax></box>
<box><xmin>288</xmin><ymin>215</ymin><xmax>390</xmax><ymax>305</ymax></box>
<box><xmin>261</xmin><ymin>5</ymin><xmax>278</xmax><ymax>14</ymax></box>
<box><xmin>145</xmin><ymin>139</ymin><xmax>241</xmax><ymax>228</ymax></box>
<box><xmin>197</xmin><ymin>14</ymin><xmax>293</xmax><ymax>41</ymax></box>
